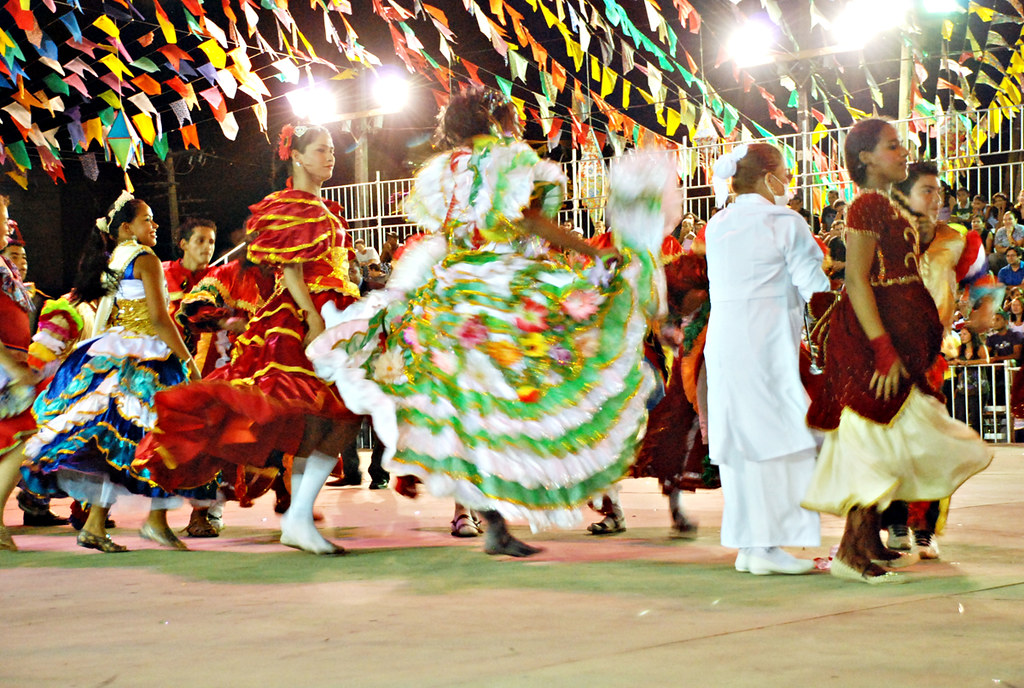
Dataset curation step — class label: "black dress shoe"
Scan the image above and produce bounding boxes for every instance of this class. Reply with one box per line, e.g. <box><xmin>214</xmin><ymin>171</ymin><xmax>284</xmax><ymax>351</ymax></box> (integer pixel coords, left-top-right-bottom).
<box><xmin>326</xmin><ymin>476</ymin><xmax>362</xmax><ymax>487</ymax></box>
<box><xmin>23</xmin><ymin>510</ymin><xmax>69</xmax><ymax>527</ymax></box>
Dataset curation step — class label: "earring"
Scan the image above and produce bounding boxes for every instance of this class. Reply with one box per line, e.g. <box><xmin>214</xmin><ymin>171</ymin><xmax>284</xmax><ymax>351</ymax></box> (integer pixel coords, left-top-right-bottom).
<box><xmin>296</xmin><ymin>162</ymin><xmax>302</xmax><ymax>167</ymax></box>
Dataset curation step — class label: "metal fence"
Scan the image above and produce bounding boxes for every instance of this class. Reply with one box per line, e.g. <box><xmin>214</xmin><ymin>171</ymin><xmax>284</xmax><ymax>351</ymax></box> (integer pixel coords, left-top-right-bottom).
<box><xmin>324</xmin><ymin>106</ymin><xmax>1024</xmax><ymax>251</ymax></box>
<box><xmin>946</xmin><ymin>361</ymin><xmax>1017</xmax><ymax>444</ymax></box>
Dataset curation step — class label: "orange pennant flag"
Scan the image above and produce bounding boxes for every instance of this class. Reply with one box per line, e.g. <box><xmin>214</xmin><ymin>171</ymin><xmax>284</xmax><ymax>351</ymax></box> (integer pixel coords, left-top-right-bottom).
<box><xmin>180</xmin><ymin>124</ymin><xmax>199</xmax><ymax>150</ymax></box>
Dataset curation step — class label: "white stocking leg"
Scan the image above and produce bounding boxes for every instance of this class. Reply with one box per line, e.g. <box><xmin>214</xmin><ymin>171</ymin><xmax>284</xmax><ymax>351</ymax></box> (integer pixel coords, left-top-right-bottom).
<box><xmin>280</xmin><ymin>451</ymin><xmax>342</xmax><ymax>555</ymax></box>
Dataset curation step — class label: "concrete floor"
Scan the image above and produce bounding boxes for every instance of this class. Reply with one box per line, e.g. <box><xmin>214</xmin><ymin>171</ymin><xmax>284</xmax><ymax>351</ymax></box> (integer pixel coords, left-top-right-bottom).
<box><xmin>2</xmin><ymin>447</ymin><xmax>1022</xmax><ymax>688</ymax></box>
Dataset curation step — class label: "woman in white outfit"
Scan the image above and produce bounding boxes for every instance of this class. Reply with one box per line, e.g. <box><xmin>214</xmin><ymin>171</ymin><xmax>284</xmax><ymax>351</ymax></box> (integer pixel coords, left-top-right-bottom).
<box><xmin>704</xmin><ymin>143</ymin><xmax>830</xmax><ymax>575</ymax></box>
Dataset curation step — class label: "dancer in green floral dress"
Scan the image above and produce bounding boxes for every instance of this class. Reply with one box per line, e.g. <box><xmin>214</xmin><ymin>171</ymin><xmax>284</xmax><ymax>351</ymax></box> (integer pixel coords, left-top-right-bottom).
<box><xmin>308</xmin><ymin>89</ymin><xmax>677</xmax><ymax>556</ymax></box>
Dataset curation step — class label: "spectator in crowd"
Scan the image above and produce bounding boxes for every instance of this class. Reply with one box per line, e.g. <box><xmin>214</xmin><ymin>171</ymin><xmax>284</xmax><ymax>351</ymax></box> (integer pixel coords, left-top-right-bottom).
<box><xmin>353</xmin><ymin>239</ymin><xmax>380</xmax><ymax>266</ymax></box>
<box><xmin>787</xmin><ymin>194</ymin><xmax>819</xmax><ymax>233</ymax></box>
<box><xmin>998</xmin><ymin>246</ymin><xmax>1024</xmax><ymax>286</ymax></box>
<box><xmin>379</xmin><ymin>233</ymin><xmax>401</xmax><ymax>265</ymax></box>
<box><xmin>986</xmin><ymin>309</ymin><xmax>1022</xmax><ymax>364</ymax></box>
<box><xmin>991</xmin><ymin>210</ymin><xmax>1024</xmax><ymax>274</ymax></box>
<box><xmin>937</xmin><ymin>183</ymin><xmax>953</xmax><ymax>222</ymax></box>
<box><xmin>972</xmin><ymin>216</ymin><xmax>993</xmax><ymax>255</ymax></box>
<box><xmin>1014</xmin><ymin>189</ymin><xmax>1024</xmax><ymax>220</ymax></box>
<box><xmin>952</xmin><ymin>187</ymin><xmax>972</xmax><ymax>221</ymax></box>
<box><xmin>824</xmin><ymin>219</ymin><xmax>847</xmax><ymax>287</ymax></box>
<box><xmin>987</xmin><ymin>192</ymin><xmax>1010</xmax><ymax>229</ymax></box>
<box><xmin>820</xmin><ymin>189</ymin><xmax>841</xmax><ymax>231</ymax></box>
<box><xmin>1007</xmin><ymin>296</ymin><xmax>1024</xmax><ymax>334</ymax></box>
<box><xmin>970</xmin><ymin>194</ymin><xmax>988</xmax><ymax>224</ymax></box>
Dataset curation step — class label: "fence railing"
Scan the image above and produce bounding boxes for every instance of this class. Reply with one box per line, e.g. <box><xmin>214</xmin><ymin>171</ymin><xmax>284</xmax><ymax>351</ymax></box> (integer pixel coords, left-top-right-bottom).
<box><xmin>946</xmin><ymin>361</ymin><xmax>1017</xmax><ymax>443</ymax></box>
<box><xmin>325</xmin><ymin>106</ymin><xmax>1024</xmax><ymax>252</ymax></box>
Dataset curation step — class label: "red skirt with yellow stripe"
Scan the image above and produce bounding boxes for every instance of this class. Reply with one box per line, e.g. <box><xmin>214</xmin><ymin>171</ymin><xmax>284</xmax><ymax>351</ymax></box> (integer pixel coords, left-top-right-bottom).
<box><xmin>134</xmin><ymin>288</ymin><xmax>359</xmax><ymax>491</ymax></box>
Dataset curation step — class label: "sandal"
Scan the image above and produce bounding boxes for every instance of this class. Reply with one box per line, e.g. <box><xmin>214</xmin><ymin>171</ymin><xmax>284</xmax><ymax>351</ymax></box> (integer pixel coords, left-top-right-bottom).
<box><xmin>450</xmin><ymin>513</ymin><xmax>482</xmax><ymax>538</ymax></box>
<box><xmin>184</xmin><ymin>509</ymin><xmax>219</xmax><ymax>538</ymax></box>
<box><xmin>77</xmin><ymin>530</ymin><xmax>128</xmax><ymax>553</ymax></box>
<box><xmin>0</xmin><ymin>525</ymin><xmax>16</xmax><ymax>551</ymax></box>
<box><xmin>587</xmin><ymin>514</ymin><xmax>626</xmax><ymax>535</ymax></box>
<box><xmin>140</xmin><ymin>522</ymin><xmax>189</xmax><ymax>551</ymax></box>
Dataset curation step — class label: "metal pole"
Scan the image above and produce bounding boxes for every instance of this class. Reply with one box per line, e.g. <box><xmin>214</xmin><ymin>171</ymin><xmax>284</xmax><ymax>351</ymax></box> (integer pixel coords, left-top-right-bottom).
<box><xmin>798</xmin><ymin>84</ymin><xmax>812</xmax><ymax>221</ymax></box>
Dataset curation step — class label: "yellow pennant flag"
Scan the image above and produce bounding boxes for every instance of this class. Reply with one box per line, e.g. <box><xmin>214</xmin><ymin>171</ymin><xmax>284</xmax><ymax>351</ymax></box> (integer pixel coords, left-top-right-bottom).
<box><xmin>198</xmin><ymin>39</ymin><xmax>227</xmax><ymax>69</ymax></box>
<box><xmin>93</xmin><ymin>15</ymin><xmax>120</xmax><ymax>39</ymax></box>
<box><xmin>82</xmin><ymin>118</ymin><xmax>104</xmax><ymax>149</ymax></box>
<box><xmin>131</xmin><ymin>113</ymin><xmax>156</xmax><ymax>144</ymax></box>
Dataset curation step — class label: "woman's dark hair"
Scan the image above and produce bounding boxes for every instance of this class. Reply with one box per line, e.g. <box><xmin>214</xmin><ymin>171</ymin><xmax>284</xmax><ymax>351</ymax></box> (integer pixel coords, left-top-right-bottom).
<box><xmin>72</xmin><ymin>197</ymin><xmax>146</xmax><ymax>303</ymax></box>
<box><xmin>274</xmin><ymin>124</ymin><xmax>331</xmax><ymax>188</ymax></box>
<box><xmin>433</xmin><ymin>87</ymin><xmax>517</xmax><ymax>149</ymax></box>
<box><xmin>731</xmin><ymin>143</ymin><xmax>783</xmax><ymax>195</ymax></box>
<box><xmin>173</xmin><ymin>217</ymin><xmax>216</xmax><ymax>257</ymax></box>
<box><xmin>844</xmin><ymin>118</ymin><xmax>892</xmax><ymax>186</ymax></box>
<box><xmin>894</xmin><ymin>160</ymin><xmax>939</xmax><ymax>197</ymax></box>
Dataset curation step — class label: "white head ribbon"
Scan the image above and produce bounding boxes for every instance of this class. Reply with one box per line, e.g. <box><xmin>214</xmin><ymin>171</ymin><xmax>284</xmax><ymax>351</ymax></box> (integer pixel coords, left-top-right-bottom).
<box><xmin>711</xmin><ymin>143</ymin><xmax>749</xmax><ymax>208</ymax></box>
<box><xmin>95</xmin><ymin>189</ymin><xmax>135</xmax><ymax>235</ymax></box>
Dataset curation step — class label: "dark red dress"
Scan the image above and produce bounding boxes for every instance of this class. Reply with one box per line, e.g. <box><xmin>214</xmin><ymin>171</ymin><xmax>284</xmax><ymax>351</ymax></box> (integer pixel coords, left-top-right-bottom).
<box><xmin>0</xmin><ymin>256</ymin><xmax>38</xmax><ymax>454</ymax></box>
<box><xmin>806</xmin><ymin>191</ymin><xmax>944</xmax><ymax>430</ymax></box>
<box><xmin>135</xmin><ymin>190</ymin><xmax>361</xmax><ymax>490</ymax></box>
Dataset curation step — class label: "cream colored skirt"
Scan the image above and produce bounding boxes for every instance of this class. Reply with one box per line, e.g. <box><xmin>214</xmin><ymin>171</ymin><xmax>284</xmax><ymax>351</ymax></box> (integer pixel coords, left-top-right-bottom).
<box><xmin>802</xmin><ymin>387</ymin><xmax>993</xmax><ymax>516</ymax></box>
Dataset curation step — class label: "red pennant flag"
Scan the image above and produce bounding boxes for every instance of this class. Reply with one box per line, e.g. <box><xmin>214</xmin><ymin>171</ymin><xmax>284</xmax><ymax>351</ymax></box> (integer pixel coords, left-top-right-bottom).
<box><xmin>462</xmin><ymin>60</ymin><xmax>484</xmax><ymax>86</ymax></box>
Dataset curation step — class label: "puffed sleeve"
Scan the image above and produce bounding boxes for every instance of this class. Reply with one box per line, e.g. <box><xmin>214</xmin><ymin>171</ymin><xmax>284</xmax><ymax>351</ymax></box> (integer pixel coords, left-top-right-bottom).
<box><xmin>246</xmin><ymin>190</ymin><xmax>346</xmax><ymax>265</ymax></box>
<box><xmin>845</xmin><ymin>191</ymin><xmax>893</xmax><ymax>241</ymax></box>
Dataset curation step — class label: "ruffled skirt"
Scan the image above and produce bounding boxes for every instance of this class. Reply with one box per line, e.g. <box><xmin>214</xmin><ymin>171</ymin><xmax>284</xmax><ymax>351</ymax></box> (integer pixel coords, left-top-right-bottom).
<box><xmin>802</xmin><ymin>387</ymin><xmax>992</xmax><ymax>516</ymax></box>
<box><xmin>20</xmin><ymin>330</ymin><xmax>217</xmax><ymax>506</ymax></box>
<box><xmin>133</xmin><ymin>289</ymin><xmax>359</xmax><ymax>490</ymax></box>
<box><xmin>311</xmin><ymin>241</ymin><xmax>662</xmax><ymax>531</ymax></box>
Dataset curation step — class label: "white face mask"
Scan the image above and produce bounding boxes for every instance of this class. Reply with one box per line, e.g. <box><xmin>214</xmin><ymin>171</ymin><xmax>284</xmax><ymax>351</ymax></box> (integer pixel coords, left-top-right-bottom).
<box><xmin>766</xmin><ymin>173</ymin><xmax>791</xmax><ymax>207</ymax></box>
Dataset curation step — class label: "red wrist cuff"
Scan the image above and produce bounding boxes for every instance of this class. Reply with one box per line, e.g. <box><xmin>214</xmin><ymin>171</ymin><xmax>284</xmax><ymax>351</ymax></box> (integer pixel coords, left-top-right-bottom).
<box><xmin>869</xmin><ymin>333</ymin><xmax>899</xmax><ymax>376</ymax></box>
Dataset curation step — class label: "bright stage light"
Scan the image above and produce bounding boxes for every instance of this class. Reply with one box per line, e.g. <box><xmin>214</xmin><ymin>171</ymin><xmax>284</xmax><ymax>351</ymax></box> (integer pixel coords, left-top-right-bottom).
<box><xmin>286</xmin><ymin>84</ymin><xmax>338</xmax><ymax>124</ymax></box>
<box><xmin>726</xmin><ymin>18</ymin><xmax>777</xmax><ymax>68</ymax></box>
<box><xmin>372</xmin><ymin>71</ymin><xmax>410</xmax><ymax>113</ymax></box>
<box><xmin>922</xmin><ymin>0</ymin><xmax>963</xmax><ymax>13</ymax></box>
<box><xmin>833</xmin><ymin>0</ymin><xmax>911</xmax><ymax>50</ymax></box>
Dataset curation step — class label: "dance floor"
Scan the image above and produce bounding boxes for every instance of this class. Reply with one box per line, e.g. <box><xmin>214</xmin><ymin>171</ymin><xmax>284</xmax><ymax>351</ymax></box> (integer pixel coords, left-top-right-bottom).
<box><xmin>3</xmin><ymin>447</ymin><xmax>1023</xmax><ymax>687</ymax></box>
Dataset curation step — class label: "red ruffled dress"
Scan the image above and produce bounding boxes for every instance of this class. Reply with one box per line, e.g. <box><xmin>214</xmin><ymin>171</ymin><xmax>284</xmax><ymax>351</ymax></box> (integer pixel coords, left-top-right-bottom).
<box><xmin>802</xmin><ymin>192</ymin><xmax>991</xmax><ymax>516</ymax></box>
<box><xmin>162</xmin><ymin>259</ymin><xmax>211</xmax><ymax>322</ymax></box>
<box><xmin>135</xmin><ymin>190</ymin><xmax>361</xmax><ymax>490</ymax></box>
<box><xmin>0</xmin><ymin>256</ymin><xmax>39</xmax><ymax>455</ymax></box>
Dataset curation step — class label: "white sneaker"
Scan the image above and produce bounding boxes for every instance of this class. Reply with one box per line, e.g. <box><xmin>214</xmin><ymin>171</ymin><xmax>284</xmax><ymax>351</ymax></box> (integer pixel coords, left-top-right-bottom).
<box><xmin>746</xmin><ymin>547</ymin><xmax>815</xmax><ymax>575</ymax></box>
<box><xmin>915</xmin><ymin>530</ymin><xmax>940</xmax><ymax>560</ymax></box>
<box><xmin>886</xmin><ymin>525</ymin><xmax>912</xmax><ymax>551</ymax></box>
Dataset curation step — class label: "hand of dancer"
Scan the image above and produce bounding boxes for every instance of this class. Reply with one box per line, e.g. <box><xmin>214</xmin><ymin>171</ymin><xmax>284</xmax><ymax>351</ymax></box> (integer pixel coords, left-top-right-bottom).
<box><xmin>304</xmin><ymin>312</ymin><xmax>325</xmax><ymax>347</ymax></box>
<box><xmin>868</xmin><ymin>333</ymin><xmax>909</xmax><ymax>401</ymax></box>
<box><xmin>595</xmin><ymin>246</ymin><xmax>621</xmax><ymax>268</ymax></box>
<box><xmin>218</xmin><ymin>316</ymin><xmax>248</xmax><ymax>335</ymax></box>
<box><xmin>869</xmin><ymin>359</ymin><xmax>909</xmax><ymax>401</ymax></box>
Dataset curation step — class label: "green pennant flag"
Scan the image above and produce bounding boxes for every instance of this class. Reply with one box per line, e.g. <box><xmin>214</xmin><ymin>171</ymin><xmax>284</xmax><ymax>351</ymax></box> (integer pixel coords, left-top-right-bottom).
<box><xmin>787</xmin><ymin>90</ymin><xmax>799</xmax><ymax>108</ymax></box>
<box><xmin>5</xmin><ymin>141</ymin><xmax>31</xmax><ymax>169</ymax></box>
<box><xmin>153</xmin><ymin>133</ymin><xmax>169</xmax><ymax>161</ymax></box>
<box><xmin>864</xmin><ymin>67</ymin><xmax>884</xmax><ymax>107</ymax></box>
<box><xmin>99</xmin><ymin>107</ymin><xmax>117</xmax><ymax>127</ymax></box>
<box><xmin>43</xmin><ymin>73</ymin><xmax>69</xmax><ymax>96</ymax></box>
<box><xmin>495</xmin><ymin>75</ymin><xmax>512</xmax><ymax>99</ymax></box>
<box><xmin>722</xmin><ymin>104</ymin><xmax>739</xmax><ymax>135</ymax></box>
<box><xmin>130</xmin><ymin>57</ymin><xmax>160</xmax><ymax>73</ymax></box>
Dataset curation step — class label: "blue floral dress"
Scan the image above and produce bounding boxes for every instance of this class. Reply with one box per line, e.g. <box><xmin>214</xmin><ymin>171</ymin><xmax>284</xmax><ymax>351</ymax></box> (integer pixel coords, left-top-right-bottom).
<box><xmin>21</xmin><ymin>239</ymin><xmax>216</xmax><ymax>506</ymax></box>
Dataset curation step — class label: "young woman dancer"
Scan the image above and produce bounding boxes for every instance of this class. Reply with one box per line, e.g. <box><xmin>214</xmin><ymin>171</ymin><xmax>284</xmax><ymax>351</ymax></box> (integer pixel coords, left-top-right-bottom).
<box><xmin>20</xmin><ymin>193</ymin><xmax>212</xmax><ymax>552</ymax></box>
<box><xmin>135</xmin><ymin>124</ymin><xmax>363</xmax><ymax>555</ymax></box>
<box><xmin>307</xmin><ymin>88</ymin><xmax>673</xmax><ymax>556</ymax></box>
<box><xmin>803</xmin><ymin>119</ymin><xmax>991</xmax><ymax>583</ymax></box>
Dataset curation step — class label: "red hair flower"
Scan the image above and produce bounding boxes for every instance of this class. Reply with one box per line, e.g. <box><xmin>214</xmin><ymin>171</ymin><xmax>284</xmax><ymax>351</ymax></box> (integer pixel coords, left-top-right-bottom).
<box><xmin>277</xmin><ymin>124</ymin><xmax>295</xmax><ymax>161</ymax></box>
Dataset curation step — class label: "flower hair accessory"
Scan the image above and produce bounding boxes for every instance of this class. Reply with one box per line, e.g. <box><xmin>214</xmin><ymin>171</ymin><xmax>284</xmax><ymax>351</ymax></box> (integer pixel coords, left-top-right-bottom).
<box><xmin>711</xmin><ymin>143</ymin><xmax>750</xmax><ymax>208</ymax></box>
<box><xmin>277</xmin><ymin>123</ymin><xmax>311</xmax><ymax>161</ymax></box>
<box><xmin>95</xmin><ymin>189</ymin><xmax>135</xmax><ymax>235</ymax></box>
